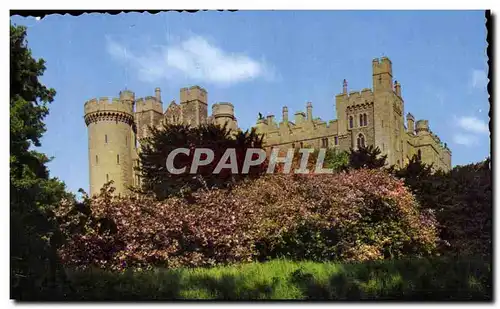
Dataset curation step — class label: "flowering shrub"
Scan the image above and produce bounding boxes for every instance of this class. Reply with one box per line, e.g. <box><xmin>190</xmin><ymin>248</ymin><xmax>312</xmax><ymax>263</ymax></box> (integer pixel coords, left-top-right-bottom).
<box><xmin>56</xmin><ymin>169</ymin><xmax>439</xmax><ymax>270</ymax></box>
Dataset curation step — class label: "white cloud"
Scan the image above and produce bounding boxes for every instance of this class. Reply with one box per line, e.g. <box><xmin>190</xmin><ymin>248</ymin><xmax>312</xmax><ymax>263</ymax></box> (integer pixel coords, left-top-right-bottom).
<box><xmin>106</xmin><ymin>35</ymin><xmax>274</xmax><ymax>85</ymax></box>
<box><xmin>456</xmin><ymin>116</ymin><xmax>489</xmax><ymax>135</ymax></box>
<box><xmin>453</xmin><ymin>133</ymin><xmax>478</xmax><ymax>147</ymax></box>
<box><xmin>470</xmin><ymin>69</ymin><xmax>488</xmax><ymax>90</ymax></box>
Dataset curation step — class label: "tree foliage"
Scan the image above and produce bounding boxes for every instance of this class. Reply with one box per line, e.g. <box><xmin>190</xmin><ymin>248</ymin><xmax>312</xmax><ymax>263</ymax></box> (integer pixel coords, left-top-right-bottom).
<box><xmin>10</xmin><ymin>24</ymin><xmax>71</xmax><ymax>300</ymax></box>
<box><xmin>348</xmin><ymin>145</ymin><xmax>388</xmax><ymax>170</ymax></box>
<box><xmin>137</xmin><ymin>123</ymin><xmax>267</xmax><ymax>200</ymax></box>
<box><xmin>395</xmin><ymin>156</ymin><xmax>492</xmax><ymax>256</ymax></box>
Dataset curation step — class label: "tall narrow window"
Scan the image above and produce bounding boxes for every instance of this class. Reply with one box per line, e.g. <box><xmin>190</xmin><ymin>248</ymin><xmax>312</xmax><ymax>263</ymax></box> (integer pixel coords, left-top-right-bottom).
<box><xmin>334</xmin><ymin>136</ymin><xmax>338</xmax><ymax>145</ymax></box>
<box><xmin>363</xmin><ymin>114</ymin><xmax>368</xmax><ymax>126</ymax></box>
<box><xmin>357</xmin><ymin>133</ymin><xmax>365</xmax><ymax>148</ymax></box>
<box><xmin>106</xmin><ymin>174</ymin><xmax>109</xmax><ymax>182</ymax></box>
<box><xmin>96</xmin><ymin>155</ymin><xmax>98</xmax><ymax>164</ymax></box>
<box><xmin>418</xmin><ymin>149</ymin><xmax>422</xmax><ymax>160</ymax></box>
<box><xmin>322</xmin><ymin>138</ymin><xmax>328</xmax><ymax>148</ymax></box>
<box><xmin>359</xmin><ymin>114</ymin><xmax>363</xmax><ymax>127</ymax></box>
<box><xmin>117</xmin><ymin>154</ymin><xmax>120</xmax><ymax>164</ymax></box>
<box><xmin>349</xmin><ymin>116</ymin><xmax>354</xmax><ymax>129</ymax></box>
<box><xmin>105</xmin><ymin>134</ymin><xmax>108</xmax><ymax>143</ymax></box>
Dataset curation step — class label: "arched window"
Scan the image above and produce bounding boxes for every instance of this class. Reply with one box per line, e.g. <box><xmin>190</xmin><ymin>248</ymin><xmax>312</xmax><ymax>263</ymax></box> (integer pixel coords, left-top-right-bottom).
<box><xmin>349</xmin><ymin>116</ymin><xmax>354</xmax><ymax>129</ymax></box>
<box><xmin>357</xmin><ymin>133</ymin><xmax>365</xmax><ymax>148</ymax></box>
<box><xmin>363</xmin><ymin>113</ymin><xmax>368</xmax><ymax>126</ymax></box>
<box><xmin>359</xmin><ymin>114</ymin><xmax>363</xmax><ymax>127</ymax></box>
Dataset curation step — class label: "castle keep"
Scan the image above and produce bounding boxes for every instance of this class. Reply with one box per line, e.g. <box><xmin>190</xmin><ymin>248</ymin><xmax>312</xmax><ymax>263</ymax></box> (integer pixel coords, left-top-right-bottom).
<box><xmin>84</xmin><ymin>57</ymin><xmax>451</xmax><ymax>196</ymax></box>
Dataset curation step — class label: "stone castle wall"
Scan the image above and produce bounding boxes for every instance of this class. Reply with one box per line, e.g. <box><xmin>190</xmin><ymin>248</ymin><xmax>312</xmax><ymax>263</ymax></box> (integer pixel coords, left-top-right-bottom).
<box><xmin>84</xmin><ymin>57</ymin><xmax>452</xmax><ymax>196</ymax></box>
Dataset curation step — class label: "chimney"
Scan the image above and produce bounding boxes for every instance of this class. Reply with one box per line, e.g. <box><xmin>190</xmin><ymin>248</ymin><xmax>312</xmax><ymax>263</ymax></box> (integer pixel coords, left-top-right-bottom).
<box><xmin>406</xmin><ymin>113</ymin><xmax>415</xmax><ymax>134</ymax></box>
<box><xmin>394</xmin><ymin>80</ymin><xmax>401</xmax><ymax>97</ymax></box>
<box><xmin>282</xmin><ymin>106</ymin><xmax>288</xmax><ymax>123</ymax></box>
<box><xmin>155</xmin><ymin>87</ymin><xmax>161</xmax><ymax>103</ymax></box>
<box><xmin>306</xmin><ymin>102</ymin><xmax>313</xmax><ymax>121</ymax></box>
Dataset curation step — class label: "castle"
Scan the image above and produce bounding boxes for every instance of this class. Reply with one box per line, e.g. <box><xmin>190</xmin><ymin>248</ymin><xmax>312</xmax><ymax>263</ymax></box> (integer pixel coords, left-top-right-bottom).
<box><xmin>84</xmin><ymin>56</ymin><xmax>451</xmax><ymax>196</ymax></box>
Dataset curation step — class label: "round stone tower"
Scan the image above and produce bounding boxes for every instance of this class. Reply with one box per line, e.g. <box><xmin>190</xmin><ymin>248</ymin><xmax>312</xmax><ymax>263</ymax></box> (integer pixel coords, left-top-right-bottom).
<box><xmin>212</xmin><ymin>102</ymin><xmax>238</xmax><ymax>131</ymax></box>
<box><xmin>415</xmin><ymin>119</ymin><xmax>429</xmax><ymax>135</ymax></box>
<box><xmin>84</xmin><ymin>90</ymin><xmax>135</xmax><ymax>196</ymax></box>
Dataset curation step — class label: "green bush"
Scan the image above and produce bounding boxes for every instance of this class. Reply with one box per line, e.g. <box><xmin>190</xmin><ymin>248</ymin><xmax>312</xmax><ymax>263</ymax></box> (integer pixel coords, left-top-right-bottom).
<box><xmin>65</xmin><ymin>256</ymin><xmax>491</xmax><ymax>301</ymax></box>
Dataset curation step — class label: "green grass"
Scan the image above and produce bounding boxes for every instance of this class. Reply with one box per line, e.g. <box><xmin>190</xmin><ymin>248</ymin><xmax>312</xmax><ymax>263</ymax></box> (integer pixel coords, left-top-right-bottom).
<box><xmin>65</xmin><ymin>256</ymin><xmax>491</xmax><ymax>301</ymax></box>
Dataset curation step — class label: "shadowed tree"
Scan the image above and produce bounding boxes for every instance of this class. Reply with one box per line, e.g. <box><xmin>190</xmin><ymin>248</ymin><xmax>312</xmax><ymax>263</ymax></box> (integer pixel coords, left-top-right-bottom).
<box><xmin>136</xmin><ymin>122</ymin><xmax>267</xmax><ymax>200</ymax></box>
<box><xmin>10</xmin><ymin>24</ymin><xmax>73</xmax><ymax>300</ymax></box>
<box><xmin>348</xmin><ymin>145</ymin><xmax>388</xmax><ymax>170</ymax></box>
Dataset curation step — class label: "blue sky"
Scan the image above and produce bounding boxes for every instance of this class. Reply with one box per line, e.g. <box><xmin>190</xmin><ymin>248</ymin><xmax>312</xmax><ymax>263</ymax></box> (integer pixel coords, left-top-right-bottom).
<box><xmin>11</xmin><ymin>11</ymin><xmax>489</xmax><ymax>195</ymax></box>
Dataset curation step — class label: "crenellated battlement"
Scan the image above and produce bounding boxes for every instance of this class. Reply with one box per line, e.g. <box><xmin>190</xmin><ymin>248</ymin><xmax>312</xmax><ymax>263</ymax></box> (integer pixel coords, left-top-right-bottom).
<box><xmin>180</xmin><ymin>85</ymin><xmax>208</xmax><ymax>104</ymax></box>
<box><xmin>346</xmin><ymin>88</ymin><xmax>374</xmax><ymax>105</ymax></box>
<box><xmin>135</xmin><ymin>96</ymin><xmax>163</xmax><ymax>114</ymax></box>
<box><xmin>372</xmin><ymin>56</ymin><xmax>393</xmax><ymax>76</ymax></box>
<box><xmin>212</xmin><ymin>102</ymin><xmax>235</xmax><ymax>119</ymax></box>
<box><xmin>84</xmin><ymin>96</ymin><xmax>134</xmax><ymax>116</ymax></box>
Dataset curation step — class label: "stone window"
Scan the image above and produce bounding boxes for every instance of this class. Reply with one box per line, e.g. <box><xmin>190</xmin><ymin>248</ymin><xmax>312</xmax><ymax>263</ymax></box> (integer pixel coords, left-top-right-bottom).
<box><xmin>334</xmin><ymin>136</ymin><xmax>338</xmax><ymax>145</ymax></box>
<box><xmin>96</xmin><ymin>155</ymin><xmax>98</xmax><ymax>164</ymax></box>
<box><xmin>106</xmin><ymin>174</ymin><xmax>109</xmax><ymax>182</ymax></box>
<box><xmin>105</xmin><ymin>134</ymin><xmax>108</xmax><ymax>143</ymax></box>
<box><xmin>349</xmin><ymin>116</ymin><xmax>354</xmax><ymax>129</ymax></box>
<box><xmin>117</xmin><ymin>154</ymin><xmax>120</xmax><ymax>164</ymax></box>
<box><xmin>418</xmin><ymin>149</ymin><xmax>422</xmax><ymax>160</ymax></box>
<box><xmin>363</xmin><ymin>113</ymin><xmax>368</xmax><ymax>126</ymax></box>
<box><xmin>357</xmin><ymin>133</ymin><xmax>365</xmax><ymax>148</ymax></box>
<box><xmin>359</xmin><ymin>114</ymin><xmax>363</xmax><ymax>127</ymax></box>
<box><xmin>321</xmin><ymin>138</ymin><xmax>328</xmax><ymax>148</ymax></box>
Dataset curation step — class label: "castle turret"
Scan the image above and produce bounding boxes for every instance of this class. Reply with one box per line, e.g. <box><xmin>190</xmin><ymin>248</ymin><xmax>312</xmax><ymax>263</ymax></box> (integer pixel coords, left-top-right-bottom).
<box><xmin>406</xmin><ymin>113</ymin><xmax>415</xmax><ymax>134</ymax></box>
<box><xmin>282</xmin><ymin>106</ymin><xmax>289</xmax><ymax>124</ymax></box>
<box><xmin>394</xmin><ymin>80</ymin><xmax>402</xmax><ymax>97</ymax></box>
<box><xmin>306</xmin><ymin>102</ymin><xmax>313</xmax><ymax>122</ymax></box>
<box><xmin>180</xmin><ymin>86</ymin><xmax>208</xmax><ymax>126</ymax></box>
<box><xmin>415</xmin><ymin>119</ymin><xmax>429</xmax><ymax>135</ymax></box>
<box><xmin>135</xmin><ymin>88</ymin><xmax>163</xmax><ymax>139</ymax></box>
<box><xmin>212</xmin><ymin>102</ymin><xmax>237</xmax><ymax>131</ymax></box>
<box><xmin>155</xmin><ymin>87</ymin><xmax>161</xmax><ymax>103</ymax></box>
<box><xmin>84</xmin><ymin>91</ymin><xmax>136</xmax><ymax>196</ymax></box>
<box><xmin>372</xmin><ymin>57</ymin><xmax>393</xmax><ymax>93</ymax></box>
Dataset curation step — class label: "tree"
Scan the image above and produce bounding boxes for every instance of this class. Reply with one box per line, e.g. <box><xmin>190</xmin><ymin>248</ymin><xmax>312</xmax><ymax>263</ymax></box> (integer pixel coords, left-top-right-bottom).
<box><xmin>137</xmin><ymin>122</ymin><xmax>267</xmax><ymax>200</ymax></box>
<box><xmin>348</xmin><ymin>145</ymin><xmax>388</xmax><ymax>170</ymax></box>
<box><xmin>10</xmin><ymin>24</ymin><xmax>72</xmax><ymax>300</ymax></box>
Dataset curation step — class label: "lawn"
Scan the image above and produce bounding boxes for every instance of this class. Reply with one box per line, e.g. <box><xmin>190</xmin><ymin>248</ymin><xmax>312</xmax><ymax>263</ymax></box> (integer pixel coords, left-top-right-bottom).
<box><xmin>65</xmin><ymin>255</ymin><xmax>491</xmax><ymax>301</ymax></box>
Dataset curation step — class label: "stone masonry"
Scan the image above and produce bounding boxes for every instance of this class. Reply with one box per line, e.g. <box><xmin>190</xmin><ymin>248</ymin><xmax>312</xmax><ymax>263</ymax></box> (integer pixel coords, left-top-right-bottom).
<box><xmin>84</xmin><ymin>57</ymin><xmax>451</xmax><ymax>196</ymax></box>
